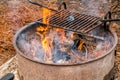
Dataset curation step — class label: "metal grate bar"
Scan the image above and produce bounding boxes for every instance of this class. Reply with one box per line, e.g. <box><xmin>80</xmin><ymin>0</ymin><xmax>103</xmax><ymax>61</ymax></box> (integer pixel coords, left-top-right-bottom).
<box><xmin>49</xmin><ymin>11</ymin><xmax>79</xmax><ymax>28</ymax></box>
<box><xmin>66</xmin><ymin>14</ymin><xmax>93</xmax><ymax>30</ymax></box>
<box><xmin>48</xmin><ymin>10</ymin><xmax>68</xmax><ymax>23</ymax></box>
<box><xmin>81</xmin><ymin>21</ymin><xmax>101</xmax><ymax>33</ymax></box>
<box><xmin>55</xmin><ymin>12</ymin><xmax>83</xmax><ymax>29</ymax></box>
<box><xmin>78</xmin><ymin>18</ymin><xmax>99</xmax><ymax>30</ymax></box>
<box><xmin>83</xmin><ymin>22</ymin><xmax>102</xmax><ymax>33</ymax></box>
<box><xmin>73</xmin><ymin>15</ymin><xmax>98</xmax><ymax>30</ymax></box>
<box><xmin>48</xmin><ymin>10</ymin><xmax>102</xmax><ymax>34</ymax></box>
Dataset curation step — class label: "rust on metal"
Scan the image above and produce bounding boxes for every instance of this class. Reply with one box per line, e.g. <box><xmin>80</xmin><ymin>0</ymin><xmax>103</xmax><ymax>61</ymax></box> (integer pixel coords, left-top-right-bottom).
<box><xmin>48</xmin><ymin>10</ymin><xmax>102</xmax><ymax>33</ymax></box>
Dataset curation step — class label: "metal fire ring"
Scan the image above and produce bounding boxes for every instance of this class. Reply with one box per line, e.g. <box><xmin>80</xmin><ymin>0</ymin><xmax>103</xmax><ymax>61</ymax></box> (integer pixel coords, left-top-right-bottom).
<box><xmin>13</xmin><ymin>22</ymin><xmax>118</xmax><ymax>66</ymax></box>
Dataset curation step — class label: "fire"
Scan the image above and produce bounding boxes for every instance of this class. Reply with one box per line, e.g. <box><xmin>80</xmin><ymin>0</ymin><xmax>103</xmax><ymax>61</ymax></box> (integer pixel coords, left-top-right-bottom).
<box><xmin>36</xmin><ymin>7</ymin><xmax>85</xmax><ymax>62</ymax></box>
<box><xmin>43</xmin><ymin>8</ymin><xmax>51</xmax><ymax>24</ymax></box>
<box><xmin>42</xmin><ymin>37</ymin><xmax>52</xmax><ymax>62</ymax></box>
<box><xmin>55</xmin><ymin>28</ymin><xmax>67</xmax><ymax>43</ymax></box>
<box><xmin>42</xmin><ymin>37</ymin><xmax>53</xmax><ymax>48</ymax></box>
<box><xmin>36</xmin><ymin>26</ymin><xmax>47</xmax><ymax>39</ymax></box>
<box><xmin>78</xmin><ymin>41</ymin><xmax>84</xmax><ymax>50</ymax></box>
<box><xmin>36</xmin><ymin>8</ymin><xmax>53</xmax><ymax>62</ymax></box>
<box><xmin>36</xmin><ymin>26</ymin><xmax>47</xmax><ymax>32</ymax></box>
<box><xmin>42</xmin><ymin>37</ymin><xmax>49</xmax><ymax>48</ymax></box>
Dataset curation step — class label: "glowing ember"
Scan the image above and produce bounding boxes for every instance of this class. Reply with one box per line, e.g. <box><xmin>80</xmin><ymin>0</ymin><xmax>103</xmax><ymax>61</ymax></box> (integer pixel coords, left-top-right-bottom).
<box><xmin>78</xmin><ymin>41</ymin><xmax>84</xmax><ymax>50</ymax></box>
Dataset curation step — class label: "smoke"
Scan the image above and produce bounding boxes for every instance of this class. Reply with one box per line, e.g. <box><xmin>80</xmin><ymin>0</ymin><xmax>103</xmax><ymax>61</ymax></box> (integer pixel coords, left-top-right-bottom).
<box><xmin>79</xmin><ymin>0</ymin><xmax>110</xmax><ymax>17</ymax></box>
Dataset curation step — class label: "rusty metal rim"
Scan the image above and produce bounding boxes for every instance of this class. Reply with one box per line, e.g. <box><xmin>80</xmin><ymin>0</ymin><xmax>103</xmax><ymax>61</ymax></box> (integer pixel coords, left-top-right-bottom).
<box><xmin>13</xmin><ymin>22</ymin><xmax>118</xmax><ymax>66</ymax></box>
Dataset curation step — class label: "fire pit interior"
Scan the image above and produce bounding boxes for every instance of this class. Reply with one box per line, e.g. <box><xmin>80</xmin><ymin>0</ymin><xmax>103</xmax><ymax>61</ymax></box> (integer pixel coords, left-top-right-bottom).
<box><xmin>15</xmin><ymin>20</ymin><xmax>114</xmax><ymax>65</ymax></box>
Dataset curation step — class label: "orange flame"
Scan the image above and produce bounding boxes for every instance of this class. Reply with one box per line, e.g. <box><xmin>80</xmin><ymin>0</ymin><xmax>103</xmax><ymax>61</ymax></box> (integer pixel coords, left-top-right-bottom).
<box><xmin>55</xmin><ymin>28</ymin><xmax>67</xmax><ymax>43</ymax></box>
<box><xmin>42</xmin><ymin>37</ymin><xmax>49</xmax><ymax>48</ymax></box>
<box><xmin>42</xmin><ymin>37</ymin><xmax>53</xmax><ymax>62</ymax></box>
<box><xmin>36</xmin><ymin>8</ymin><xmax>52</xmax><ymax>62</ymax></box>
<box><xmin>78</xmin><ymin>41</ymin><xmax>84</xmax><ymax>50</ymax></box>
<box><xmin>43</xmin><ymin>8</ymin><xmax>51</xmax><ymax>24</ymax></box>
<box><xmin>36</xmin><ymin>26</ymin><xmax>47</xmax><ymax>32</ymax></box>
<box><xmin>36</xmin><ymin>7</ymin><xmax>85</xmax><ymax>62</ymax></box>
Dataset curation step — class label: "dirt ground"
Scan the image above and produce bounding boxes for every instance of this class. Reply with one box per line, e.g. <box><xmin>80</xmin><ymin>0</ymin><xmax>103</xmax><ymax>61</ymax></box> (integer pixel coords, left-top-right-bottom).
<box><xmin>0</xmin><ymin>0</ymin><xmax>120</xmax><ymax>80</ymax></box>
<box><xmin>0</xmin><ymin>0</ymin><xmax>42</xmax><ymax>65</ymax></box>
<box><xmin>0</xmin><ymin>0</ymin><xmax>15</xmax><ymax>65</ymax></box>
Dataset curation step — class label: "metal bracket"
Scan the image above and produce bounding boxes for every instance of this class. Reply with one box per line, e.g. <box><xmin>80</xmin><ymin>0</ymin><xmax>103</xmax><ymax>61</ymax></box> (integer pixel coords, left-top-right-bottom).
<box><xmin>103</xmin><ymin>11</ymin><xmax>112</xmax><ymax>31</ymax></box>
<box><xmin>58</xmin><ymin>1</ymin><xmax>67</xmax><ymax>10</ymax></box>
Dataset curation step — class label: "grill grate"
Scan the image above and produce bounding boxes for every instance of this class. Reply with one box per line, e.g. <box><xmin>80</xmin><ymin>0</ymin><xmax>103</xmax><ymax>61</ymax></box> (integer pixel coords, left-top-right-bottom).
<box><xmin>48</xmin><ymin>10</ymin><xmax>102</xmax><ymax>34</ymax></box>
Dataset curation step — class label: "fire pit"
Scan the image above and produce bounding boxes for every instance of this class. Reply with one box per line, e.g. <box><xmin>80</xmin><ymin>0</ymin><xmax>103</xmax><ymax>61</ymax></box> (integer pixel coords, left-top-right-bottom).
<box><xmin>13</xmin><ymin>21</ymin><xmax>117</xmax><ymax>80</ymax></box>
<box><xmin>13</xmin><ymin>0</ymin><xmax>119</xmax><ymax>80</ymax></box>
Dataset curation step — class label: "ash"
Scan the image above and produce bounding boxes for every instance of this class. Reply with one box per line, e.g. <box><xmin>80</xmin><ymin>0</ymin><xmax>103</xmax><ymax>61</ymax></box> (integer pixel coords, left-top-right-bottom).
<box><xmin>17</xmin><ymin>26</ymin><xmax>114</xmax><ymax>64</ymax></box>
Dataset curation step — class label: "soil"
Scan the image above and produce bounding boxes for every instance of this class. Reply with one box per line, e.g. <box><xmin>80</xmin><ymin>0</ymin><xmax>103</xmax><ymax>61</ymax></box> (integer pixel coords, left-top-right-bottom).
<box><xmin>0</xmin><ymin>0</ymin><xmax>15</xmax><ymax>66</ymax></box>
<box><xmin>0</xmin><ymin>0</ymin><xmax>42</xmax><ymax>66</ymax></box>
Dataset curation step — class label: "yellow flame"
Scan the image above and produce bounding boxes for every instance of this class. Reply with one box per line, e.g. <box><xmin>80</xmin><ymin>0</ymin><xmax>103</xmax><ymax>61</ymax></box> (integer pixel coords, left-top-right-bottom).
<box><xmin>43</xmin><ymin>8</ymin><xmax>51</xmax><ymax>24</ymax></box>
<box><xmin>34</xmin><ymin>7</ymin><xmax>53</xmax><ymax>62</ymax></box>
<box><xmin>42</xmin><ymin>37</ymin><xmax>53</xmax><ymax>62</ymax></box>
<box><xmin>42</xmin><ymin>37</ymin><xmax>49</xmax><ymax>48</ymax></box>
<box><xmin>36</xmin><ymin>26</ymin><xmax>47</xmax><ymax>32</ymax></box>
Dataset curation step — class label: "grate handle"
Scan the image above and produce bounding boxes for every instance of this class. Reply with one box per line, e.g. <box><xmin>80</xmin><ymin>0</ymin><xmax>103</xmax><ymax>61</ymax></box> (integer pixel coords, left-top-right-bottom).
<box><xmin>28</xmin><ymin>0</ymin><xmax>67</xmax><ymax>11</ymax></box>
<box><xmin>101</xmin><ymin>18</ymin><xmax>120</xmax><ymax>22</ymax></box>
<box><xmin>102</xmin><ymin>11</ymin><xmax>120</xmax><ymax>22</ymax></box>
<box><xmin>28</xmin><ymin>0</ymin><xmax>57</xmax><ymax>12</ymax></box>
<box><xmin>58</xmin><ymin>1</ymin><xmax>67</xmax><ymax>10</ymax></box>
